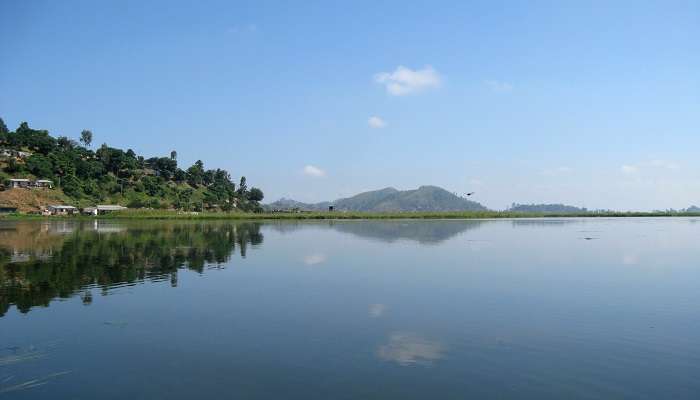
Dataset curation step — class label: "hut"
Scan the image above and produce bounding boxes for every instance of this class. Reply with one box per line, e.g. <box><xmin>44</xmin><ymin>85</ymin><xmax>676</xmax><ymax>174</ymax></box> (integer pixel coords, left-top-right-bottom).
<box><xmin>35</xmin><ymin>179</ymin><xmax>53</xmax><ymax>189</ymax></box>
<box><xmin>46</xmin><ymin>205</ymin><xmax>78</xmax><ymax>215</ymax></box>
<box><xmin>9</xmin><ymin>178</ymin><xmax>31</xmax><ymax>189</ymax></box>
<box><xmin>96</xmin><ymin>205</ymin><xmax>128</xmax><ymax>214</ymax></box>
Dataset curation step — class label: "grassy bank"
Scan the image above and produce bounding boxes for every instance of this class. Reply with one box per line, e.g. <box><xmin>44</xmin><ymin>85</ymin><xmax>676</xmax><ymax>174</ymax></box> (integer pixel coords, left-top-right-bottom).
<box><xmin>3</xmin><ymin>209</ymin><xmax>700</xmax><ymax>220</ymax></box>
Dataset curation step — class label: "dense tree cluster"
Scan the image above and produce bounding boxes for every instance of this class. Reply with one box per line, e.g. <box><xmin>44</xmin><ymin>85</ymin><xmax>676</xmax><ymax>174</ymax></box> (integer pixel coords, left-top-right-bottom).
<box><xmin>0</xmin><ymin>118</ymin><xmax>263</xmax><ymax>211</ymax></box>
<box><xmin>508</xmin><ymin>203</ymin><xmax>587</xmax><ymax>213</ymax></box>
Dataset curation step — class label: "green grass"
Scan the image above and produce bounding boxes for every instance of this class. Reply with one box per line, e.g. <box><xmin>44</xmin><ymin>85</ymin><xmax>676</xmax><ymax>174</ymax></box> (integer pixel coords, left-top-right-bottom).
<box><xmin>4</xmin><ymin>209</ymin><xmax>699</xmax><ymax>220</ymax></box>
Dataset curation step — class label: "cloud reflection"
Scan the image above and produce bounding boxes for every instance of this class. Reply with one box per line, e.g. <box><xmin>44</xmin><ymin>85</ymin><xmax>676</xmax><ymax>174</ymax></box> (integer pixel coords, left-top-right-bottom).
<box><xmin>377</xmin><ymin>332</ymin><xmax>445</xmax><ymax>366</ymax></box>
<box><xmin>303</xmin><ymin>253</ymin><xmax>327</xmax><ymax>266</ymax></box>
<box><xmin>369</xmin><ymin>303</ymin><xmax>386</xmax><ymax>318</ymax></box>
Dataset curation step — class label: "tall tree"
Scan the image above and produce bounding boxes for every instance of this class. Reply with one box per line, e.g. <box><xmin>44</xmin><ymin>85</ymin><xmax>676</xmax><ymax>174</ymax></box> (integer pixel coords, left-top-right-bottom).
<box><xmin>238</xmin><ymin>176</ymin><xmax>247</xmax><ymax>194</ymax></box>
<box><xmin>186</xmin><ymin>160</ymin><xmax>205</xmax><ymax>186</ymax></box>
<box><xmin>80</xmin><ymin>129</ymin><xmax>93</xmax><ymax>147</ymax></box>
<box><xmin>0</xmin><ymin>118</ymin><xmax>8</xmax><ymax>142</ymax></box>
<box><xmin>0</xmin><ymin>117</ymin><xmax>8</xmax><ymax>136</ymax></box>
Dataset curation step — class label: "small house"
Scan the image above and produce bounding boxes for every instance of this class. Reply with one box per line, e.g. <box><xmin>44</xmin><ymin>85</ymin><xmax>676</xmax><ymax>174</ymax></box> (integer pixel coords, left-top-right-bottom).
<box><xmin>46</xmin><ymin>205</ymin><xmax>78</xmax><ymax>215</ymax></box>
<box><xmin>0</xmin><ymin>149</ymin><xmax>31</xmax><ymax>159</ymax></box>
<box><xmin>96</xmin><ymin>205</ymin><xmax>128</xmax><ymax>214</ymax></box>
<box><xmin>9</xmin><ymin>179</ymin><xmax>31</xmax><ymax>189</ymax></box>
<box><xmin>82</xmin><ymin>207</ymin><xmax>98</xmax><ymax>216</ymax></box>
<box><xmin>35</xmin><ymin>179</ymin><xmax>53</xmax><ymax>189</ymax></box>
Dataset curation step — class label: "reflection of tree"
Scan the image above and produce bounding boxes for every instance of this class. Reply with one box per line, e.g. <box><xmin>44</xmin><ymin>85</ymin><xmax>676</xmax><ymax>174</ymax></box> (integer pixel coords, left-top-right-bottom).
<box><xmin>0</xmin><ymin>221</ymin><xmax>263</xmax><ymax>317</ymax></box>
<box><xmin>268</xmin><ymin>220</ymin><xmax>485</xmax><ymax>245</ymax></box>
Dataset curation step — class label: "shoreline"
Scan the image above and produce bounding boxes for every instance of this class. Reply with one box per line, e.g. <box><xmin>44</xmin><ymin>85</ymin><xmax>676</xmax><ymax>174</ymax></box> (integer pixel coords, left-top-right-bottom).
<box><xmin>2</xmin><ymin>210</ymin><xmax>700</xmax><ymax>221</ymax></box>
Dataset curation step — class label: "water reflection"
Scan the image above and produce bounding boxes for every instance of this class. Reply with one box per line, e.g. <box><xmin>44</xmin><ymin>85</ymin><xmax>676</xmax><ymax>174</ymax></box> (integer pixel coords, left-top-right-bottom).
<box><xmin>510</xmin><ymin>218</ymin><xmax>580</xmax><ymax>227</ymax></box>
<box><xmin>270</xmin><ymin>220</ymin><xmax>486</xmax><ymax>244</ymax></box>
<box><xmin>377</xmin><ymin>332</ymin><xmax>446</xmax><ymax>366</ymax></box>
<box><xmin>302</xmin><ymin>253</ymin><xmax>327</xmax><ymax>266</ymax></box>
<box><xmin>0</xmin><ymin>221</ymin><xmax>263</xmax><ymax>316</ymax></box>
<box><xmin>369</xmin><ymin>303</ymin><xmax>387</xmax><ymax>318</ymax></box>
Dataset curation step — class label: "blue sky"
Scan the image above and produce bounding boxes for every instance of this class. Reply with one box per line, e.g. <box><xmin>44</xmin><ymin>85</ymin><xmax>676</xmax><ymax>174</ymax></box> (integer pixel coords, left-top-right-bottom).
<box><xmin>1</xmin><ymin>0</ymin><xmax>698</xmax><ymax>210</ymax></box>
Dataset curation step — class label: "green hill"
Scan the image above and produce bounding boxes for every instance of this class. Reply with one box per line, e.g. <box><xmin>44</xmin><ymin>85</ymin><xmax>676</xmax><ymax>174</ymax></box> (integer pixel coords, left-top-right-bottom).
<box><xmin>0</xmin><ymin>118</ymin><xmax>263</xmax><ymax>212</ymax></box>
<box><xmin>267</xmin><ymin>186</ymin><xmax>487</xmax><ymax>212</ymax></box>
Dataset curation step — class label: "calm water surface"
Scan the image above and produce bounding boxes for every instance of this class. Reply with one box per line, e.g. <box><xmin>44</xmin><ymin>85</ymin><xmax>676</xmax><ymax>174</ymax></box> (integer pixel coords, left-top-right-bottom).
<box><xmin>1</xmin><ymin>218</ymin><xmax>699</xmax><ymax>399</ymax></box>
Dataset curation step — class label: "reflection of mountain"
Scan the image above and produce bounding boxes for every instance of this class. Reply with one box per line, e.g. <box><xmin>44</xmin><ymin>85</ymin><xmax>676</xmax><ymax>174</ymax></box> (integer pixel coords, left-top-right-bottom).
<box><xmin>267</xmin><ymin>220</ymin><xmax>485</xmax><ymax>245</ymax></box>
<box><xmin>0</xmin><ymin>221</ymin><xmax>263</xmax><ymax>317</ymax></box>
<box><xmin>510</xmin><ymin>219</ymin><xmax>581</xmax><ymax>228</ymax></box>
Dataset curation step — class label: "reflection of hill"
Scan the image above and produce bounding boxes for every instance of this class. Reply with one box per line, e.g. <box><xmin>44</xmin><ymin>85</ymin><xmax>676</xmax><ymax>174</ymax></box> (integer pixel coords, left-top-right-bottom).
<box><xmin>267</xmin><ymin>220</ymin><xmax>485</xmax><ymax>245</ymax></box>
<box><xmin>0</xmin><ymin>222</ymin><xmax>72</xmax><ymax>262</ymax></box>
<box><xmin>510</xmin><ymin>219</ymin><xmax>581</xmax><ymax>228</ymax></box>
<box><xmin>0</xmin><ymin>221</ymin><xmax>263</xmax><ymax>317</ymax></box>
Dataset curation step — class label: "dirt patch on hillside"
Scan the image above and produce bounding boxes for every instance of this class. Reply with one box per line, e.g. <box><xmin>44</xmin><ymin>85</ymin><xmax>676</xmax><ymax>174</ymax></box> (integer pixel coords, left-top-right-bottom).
<box><xmin>0</xmin><ymin>189</ymin><xmax>72</xmax><ymax>212</ymax></box>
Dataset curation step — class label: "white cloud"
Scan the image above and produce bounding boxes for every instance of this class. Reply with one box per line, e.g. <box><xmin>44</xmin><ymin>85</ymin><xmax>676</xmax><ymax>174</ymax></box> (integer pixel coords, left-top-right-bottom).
<box><xmin>621</xmin><ymin>160</ymin><xmax>680</xmax><ymax>176</ymax></box>
<box><xmin>374</xmin><ymin>65</ymin><xmax>442</xmax><ymax>96</ymax></box>
<box><xmin>302</xmin><ymin>165</ymin><xmax>326</xmax><ymax>177</ymax></box>
<box><xmin>303</xmin><ymin>253</ymin><xmax>326</xmax><ymax>265</ymax></box>
<box><xmin>621</xmin><ymin>165</ymin><xmax>638</xmax><ymax>174</ymax></box>
<box><xmin>542</xmin><ymin>166</ymin><xmax>572</xmax><ymax>176</ymax></box>
<box><xmin>368</xmin><ymin>116</ymin><xmax>387</xmax><ymax>128</ymax></box>
<box><xmin>649</xmin><ymin>159</ymin><xmax>680</xmax><ymax>170</ymax></box>
<box><xmin>623</xmin><ymin>254</ymin><xmax>639</xmax><ymax>265</ymax></box>
<box><xmin>484</xmin><ymin>80</ymin><xmax>513</xmax><ymax>93</ymax></box>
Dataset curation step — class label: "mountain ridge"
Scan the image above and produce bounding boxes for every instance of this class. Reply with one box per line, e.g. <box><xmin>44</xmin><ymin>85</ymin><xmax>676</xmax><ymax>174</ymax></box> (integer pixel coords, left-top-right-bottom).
<box><xmin>266</xmin><ymin>186</ymin><xmax>487</xmax><ymax>212</ymax></box>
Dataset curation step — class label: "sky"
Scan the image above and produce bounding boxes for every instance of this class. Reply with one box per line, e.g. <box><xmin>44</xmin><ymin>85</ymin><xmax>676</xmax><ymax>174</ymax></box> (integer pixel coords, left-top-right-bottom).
<box><xmin>1</xmin><ymin>0</ymin><xmax>698</xmax><ymax>210</ymax></box>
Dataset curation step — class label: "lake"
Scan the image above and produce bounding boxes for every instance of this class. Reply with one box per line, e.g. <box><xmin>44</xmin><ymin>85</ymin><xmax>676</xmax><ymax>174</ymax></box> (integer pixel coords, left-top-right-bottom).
<box><xmin>1</xmin><ymin>218</ymin><xmax>699</xmax><ymax>399</ymax></box>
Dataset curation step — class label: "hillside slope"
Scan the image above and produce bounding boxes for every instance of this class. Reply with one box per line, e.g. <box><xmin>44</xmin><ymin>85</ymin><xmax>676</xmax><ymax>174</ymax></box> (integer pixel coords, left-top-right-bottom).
<box><xmin>266</xmin><ymin>186</ymin><xmax>487</xmax><ymax>212</ymax></box>
<box><xmin>0</xmin><ymin>189</ymin><xmax>71</xmax><ymax>212</ymax></box>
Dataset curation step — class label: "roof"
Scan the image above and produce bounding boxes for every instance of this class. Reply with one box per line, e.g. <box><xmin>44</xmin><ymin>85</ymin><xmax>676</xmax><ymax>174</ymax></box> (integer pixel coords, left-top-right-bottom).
<box><xmin>9</xmin><ymin>178</ymin><xmax>30</xmax><ymax>182</ymax></box>
<box><xmin>97</xmin><ymin>205</ymin><xmax>128</xmax><ymax>211</ymax></box>
<box><xmin>36</xmin><ymin>179</ymin><xmax>53</xmax><ymax>183</ymax></box>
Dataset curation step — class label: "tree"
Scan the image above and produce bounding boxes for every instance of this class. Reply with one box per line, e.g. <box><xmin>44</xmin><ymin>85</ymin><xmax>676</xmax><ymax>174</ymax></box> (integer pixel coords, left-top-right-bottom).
<box><xmin>238</xmin><ymin>176</ymin><xmax>247</xmax><ymax>195</ymax></box>
<box><xmin>170</xmin><ymin>150</ymin><xmax>177</xmax><ymax>161</ymax></box>
<box><xmin>173</xmin><ymin>168</ymin><xmax>186</xmax><ymax>183</ymax></box>
<box><xmin>26</xmin><ymin>154</ymin><xmax>53</xmax><ymax>178</ymax></box>
<box><xmin>186</xmin><ymin>160</ymin><xmax>205</xmax><ymax>186</ymax></box>
<box><xmin>57</xmin><ymin>136</ymin><xmax>76</xmax><ymax>150</ymax></box>
<box><xmin>0</xmin><ymin>117</ymin><xmax>8</xmax><ymax>136</ymax></box>
<box><xmin>80</xmin><ymin>130</ymin><xmax>93</xmax><ymax>147</ymax></box>
<box><xmin>61</xmin><ymin>175</ymin><xmax>83</xmax><ymax>198</ymax></box>
<box><xmin>248</xmin><ymin>187</ymin><xmax>264</xmax><ymax>202</ymax></box>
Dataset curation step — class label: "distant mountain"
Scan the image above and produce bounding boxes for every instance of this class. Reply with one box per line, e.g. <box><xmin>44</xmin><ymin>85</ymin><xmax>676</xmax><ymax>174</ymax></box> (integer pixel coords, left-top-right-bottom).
<box><xmin>685</xmin><ymin>206</ymin><xmax>700</xmax><ymax>212</ymax></box>
<box><xmin>266</xmin><ymin>186</ymin><xmax>487</xmax><ymax>212</ymax></box>
<box><xmin>508</xmin><ymin>203</ymin><xmax>588</xmax><ymax>213</ymax></box>
<box><xmin>264</xmin><ymin>198</ymin><xmax>327</xmax><ymax>211</ymax></box>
